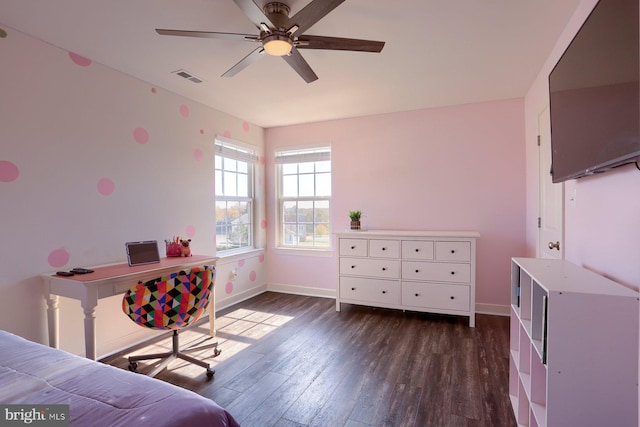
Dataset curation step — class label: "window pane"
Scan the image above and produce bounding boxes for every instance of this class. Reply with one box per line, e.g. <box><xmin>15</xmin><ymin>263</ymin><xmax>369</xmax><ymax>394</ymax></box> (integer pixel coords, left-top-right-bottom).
<box><xmin>282</xmin><ymin>175</ymin><xmax>298</xmax><ymax>197</ymax></box>
<box><xmin>316</xmin><ymin>172</ymin><xmax>331</xmax><ymax>197</ymax></box>
<box><xmin>299</xmin><ymin>162</ymin><xmax>314</xmax><ymax>174</ymax></box>
<box><xmin>237</xmin><ymin>160</ymin><xmax>248</xmax><ymax>174</ymax></box>
<box><xmin>315</xmin><ymin>160</ymin><xmax>331</xmax><ymax>173</ymax></box>
<box><xmin>224</xmin><ymin>171</ymin><xmax>237</xmax><ymax>196</ymax></box>
<box><xmin>237</xmin><ymin>173</ymin><xmax>248</xmax><ymax>197</ymax></box>
<box><xmin>283</xmin><ymin>201</ymin><xmax>297</xmax><ymax>222</ymax></box>
<box><xmin>298</xmin><ymin>174</ymin><xmax>314</xmax><ymax>197</ymax></box>
<box><xmin>224</xmin><ymin>158</ymin><xmax>237</xmax><ymax>172</ymax></box>
<box><xmin>282</xmin><ymin>163</ymin><xmax>297</xmax><ymax>175</ymax></box>
<box><xmin>215</xmin><ymin>156</ymin><xmax>222</xmax><ymax>169</ymax></box>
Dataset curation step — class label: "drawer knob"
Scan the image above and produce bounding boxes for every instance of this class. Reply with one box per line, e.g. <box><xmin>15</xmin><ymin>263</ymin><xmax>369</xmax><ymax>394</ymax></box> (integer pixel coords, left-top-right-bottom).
<box><xmin>382</xmin><ymin>267</ymin><xmax>387</xmax><ymax>271</ymax></box>
<box><xmin>382</xmin><ymin>290</ymin><xmax>387</xmax><ymax>294</ymax></box>
<box><xmin>351</xmin><ymin>246</ymin><xmax>356</xmax><ymax>250</ymax></box>
<box><xmin>415</xmin><ymin>248</ymin><xmax>419</xmax><ymax>252</ymax></box>
<box><xmin>415</xmin><ymin>269</ymin><xmax>419</xmax><ymax>273</ymax></box>
<box><xmin>450</xmin><ymin>271</ymin><xmax>455</xmax><ymax>275</ymax></box>
<box><xmin>451</xmin><ymin>249</ymin><xmax>455</xmax><ymax>254</ymax></box>
<box><xmin>415</xmin><ymin>293</ymin><xmax>420</xmax><ymax>297</ymax></box>
<box><xmin>351</xmin><ymin>287</ymin><xmax>356</xmax><ymax>291</ymax></box>
<box><xmin>450</xmin><ymin>296</ymin><xmax>455</xmax><ymax>300</ymax></box>
<box><xmin>351</xmin><ymin>265</ymin><xmax>356</xmax><ymax>269</ymax></box>
<box><xmin>382</xmin><ymin>247</ymin><xmax>387</xmax><ymax>251</ymax></box>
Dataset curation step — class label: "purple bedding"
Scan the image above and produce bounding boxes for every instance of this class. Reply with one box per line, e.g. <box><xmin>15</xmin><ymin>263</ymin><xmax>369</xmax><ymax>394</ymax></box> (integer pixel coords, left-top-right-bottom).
<box><xmin>0</xmin><ymin>330</ymin><xmax>239</xmax><ymax>427</ymax></box>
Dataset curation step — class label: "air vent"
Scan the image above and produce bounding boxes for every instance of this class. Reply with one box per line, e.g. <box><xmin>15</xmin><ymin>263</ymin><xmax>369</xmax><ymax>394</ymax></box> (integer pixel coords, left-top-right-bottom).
<box><xmin>171</xmin><ymin>69</ymin><xmax>204</xmax><ymax>84</ymax></box>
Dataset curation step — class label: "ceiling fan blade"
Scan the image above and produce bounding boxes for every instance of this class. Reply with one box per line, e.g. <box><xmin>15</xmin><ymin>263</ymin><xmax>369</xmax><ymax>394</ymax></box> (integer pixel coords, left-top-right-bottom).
<box><xmin>156</xmin><ymin>29</ymin><xmax>258</xmax><ymax>42</ymax></box>
<box><xmin>222</xmin><ymin>47</ymin><xmax>264</xmax><ymax>78</ymax></box>
<box><xmin>232</xmin><ymin>0</ymin><xmax>276</xmax><ymax>29</ymax></box>
<box><xmin>282</xmin><ymin>48</ymin><xmax>318</xmax><ymax>83</ymax></box>
<box><xmin>289</xmin><ymin>0</ymin><xmax>345</xmax><ymax>34</ymax></box>
<box><xmin>297</xmin><ymin>35</ymin><xmax>385</xmax><ymax>52</ymax></box>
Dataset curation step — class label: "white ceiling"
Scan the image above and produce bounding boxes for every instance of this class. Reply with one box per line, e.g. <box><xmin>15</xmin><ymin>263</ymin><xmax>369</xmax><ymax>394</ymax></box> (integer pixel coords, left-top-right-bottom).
<box><xmin>0</xmin><ymin>0</ymin><xmax>580</xmax><ymax>128</ymax></box>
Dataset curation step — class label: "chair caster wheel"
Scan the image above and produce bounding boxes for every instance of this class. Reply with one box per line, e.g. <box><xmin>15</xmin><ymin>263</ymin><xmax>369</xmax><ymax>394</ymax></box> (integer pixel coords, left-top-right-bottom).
<box><xmin>213</xmin><ymin>348</ymin><xmax>222</xmax><ymax>357</ymax></box>
<box><xmin>206</xmin><ymin>369</ymin><xmax>215</xmax><ymax>379</ymax></box>
<box><xmin>128</xmin><ymin>361</ymin><xmax>138</xmax><ymax>372</ymax></box>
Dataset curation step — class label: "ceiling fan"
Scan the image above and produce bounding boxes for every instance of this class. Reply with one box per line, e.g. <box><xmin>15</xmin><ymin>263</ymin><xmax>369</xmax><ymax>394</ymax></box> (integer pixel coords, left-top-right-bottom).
<box><xmin>156</xmin><ymin>0</ymin><xmax>385</xmax><ymax>83</ymax></box>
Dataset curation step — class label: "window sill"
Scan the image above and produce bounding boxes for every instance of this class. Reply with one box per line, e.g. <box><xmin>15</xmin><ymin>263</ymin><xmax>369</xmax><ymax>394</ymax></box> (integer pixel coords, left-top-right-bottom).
<box><xmin>273</xmin><ymin>247</ymin><xmax>334</xmax><ymax>258</ymax></box>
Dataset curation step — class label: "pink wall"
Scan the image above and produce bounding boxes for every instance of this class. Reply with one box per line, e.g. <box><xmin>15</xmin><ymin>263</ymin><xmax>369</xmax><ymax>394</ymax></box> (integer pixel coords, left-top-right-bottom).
<box><xmin>265</xmin><ymin>99</ymin><xmax>527</xmax><ymax>308</ymax></box>
<box><xmin>0</xmin><ymin>26</ymin><xmax>266</xmax><ymax>356</ymax></box>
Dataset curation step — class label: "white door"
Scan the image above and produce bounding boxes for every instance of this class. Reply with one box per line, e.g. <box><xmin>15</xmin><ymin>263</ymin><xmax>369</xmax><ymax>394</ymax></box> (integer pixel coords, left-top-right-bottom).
<box><xmin>538</xmin><ymin>106</ymin><xmax>564</xmax><ymax>259</ymax></box>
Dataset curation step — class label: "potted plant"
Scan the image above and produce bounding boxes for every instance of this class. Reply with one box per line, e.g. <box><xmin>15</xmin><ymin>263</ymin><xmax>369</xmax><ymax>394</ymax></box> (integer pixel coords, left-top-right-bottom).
<box><xmin>349</xmin><ymin>210</ymin><xmax>362</xmax><ymax>230</ymax></box>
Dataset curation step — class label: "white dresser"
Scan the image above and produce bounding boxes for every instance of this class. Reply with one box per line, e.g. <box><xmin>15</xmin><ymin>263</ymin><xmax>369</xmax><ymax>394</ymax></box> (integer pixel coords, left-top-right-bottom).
<box><xmin>335</xmin><ymin>230</ymin><xmax>479</xmax><ymax>327</ymax></box>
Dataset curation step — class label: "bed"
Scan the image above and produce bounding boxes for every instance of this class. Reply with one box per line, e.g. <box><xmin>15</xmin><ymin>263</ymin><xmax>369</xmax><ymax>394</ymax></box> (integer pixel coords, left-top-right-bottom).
<box><xmin>0</xmin><ymin>330</ymin><xmax>239</xmax><ymax>427</ymax></box>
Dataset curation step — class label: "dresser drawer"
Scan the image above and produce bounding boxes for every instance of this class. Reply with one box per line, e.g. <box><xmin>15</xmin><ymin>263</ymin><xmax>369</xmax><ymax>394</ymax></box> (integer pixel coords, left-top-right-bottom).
<box><xmin>401</xmin><ymin>240</ymin><xmax>434</xmax><ymax>260</ymax></box>
<box><xmin>340</xmin><ymin>257</ymin><xmax>400</xmax><ymax>279</ymax></box>
<box><xmin>339</xmin><ymin>238</ymin><xmax>368</xmax><ymax>257</ymax></box>
<box><xmin>402</xmin><ymin>261</ymin><xmax>471</xmax><ymax>283</ymax></box>
<box><xmin>369</xmin><ymin>239</ymin><xmax>400</xmax><ymax>258</ymax></box>
<box><xmin>340</xmin><ymin>276</ymin><xmax>400</xmax><ymax>305</ymax></box>
<box><xmin>435</xmin><ymin>241</ymin><xmax>471</xmax><ymax>262</ymax></box>
<box><xmin>402</xmin><ymin>282</ymin><xmax>470</xmax><ymax>311</ymax></box>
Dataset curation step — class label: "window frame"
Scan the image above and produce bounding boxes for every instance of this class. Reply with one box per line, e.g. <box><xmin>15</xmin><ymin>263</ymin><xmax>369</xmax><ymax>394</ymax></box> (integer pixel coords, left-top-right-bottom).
<box><xmin>215</xmin><ymin>136</ymin><xmax>258</xmax><ymax>256</ymax></box>
<box><xmin>275</xmin><ymin>145</ymin><xmax>332</xmax><ymax>251</ymax></box>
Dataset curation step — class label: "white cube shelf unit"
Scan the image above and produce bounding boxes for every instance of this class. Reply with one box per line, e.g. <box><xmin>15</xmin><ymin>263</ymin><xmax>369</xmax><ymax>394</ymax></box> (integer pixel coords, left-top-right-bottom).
<box><xmin>510</xmin><ymin>257</ymin><xmax>639</xmax><ymax>427</ymax></box>
<box><xmin>335</xmin><ymin>230</ymin><xmax>479</xmax><ymax>327</ymax></box>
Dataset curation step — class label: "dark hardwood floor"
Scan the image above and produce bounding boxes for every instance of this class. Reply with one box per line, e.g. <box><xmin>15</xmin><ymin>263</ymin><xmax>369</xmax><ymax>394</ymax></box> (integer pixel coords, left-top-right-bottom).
<box><xmin>102</xmin><ymin>292</ymin><xmax>517</xmax><ymax>427</ymax></box>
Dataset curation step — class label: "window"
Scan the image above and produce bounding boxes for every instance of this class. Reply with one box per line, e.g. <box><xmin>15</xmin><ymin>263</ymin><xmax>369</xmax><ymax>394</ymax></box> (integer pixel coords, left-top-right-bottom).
<box><xmin>215</xmin><ymin>138</ymin><xmax>257</xmax><ymax>254</ymax></box>
<box><xmin>276</xmin><ymin>146</ymin><xmax>331</xmax><ymax>249</ymax></box>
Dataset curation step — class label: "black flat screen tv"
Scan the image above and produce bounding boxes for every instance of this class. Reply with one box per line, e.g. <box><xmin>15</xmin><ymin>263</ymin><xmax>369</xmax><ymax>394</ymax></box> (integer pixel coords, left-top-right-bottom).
<box><xmin>549</xmin><ymin>0</ymin><xmax>639</xmax><ymax>183</ymax></box>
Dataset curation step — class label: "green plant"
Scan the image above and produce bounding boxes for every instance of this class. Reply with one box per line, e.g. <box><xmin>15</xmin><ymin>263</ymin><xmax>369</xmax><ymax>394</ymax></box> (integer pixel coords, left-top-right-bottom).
<box><xmin>348</xmin><ymin>210</ymin><xmax>362</xmax><ymax>221</ymax></box>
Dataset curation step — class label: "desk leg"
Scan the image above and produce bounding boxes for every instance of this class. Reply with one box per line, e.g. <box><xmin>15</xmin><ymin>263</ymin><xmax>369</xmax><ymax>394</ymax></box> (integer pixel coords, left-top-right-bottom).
<box><xmin>45</xmin><ymin>294</ymin><xmax>60</xmax><ymax>349</ymax></box>
<box><xmin>81</xmin><ymin>291</ymin><xmax>98</xmax><ymax>361</ymax></box>
<box><xmin>209</xmin><ymin>292</ymin><xmax>216</xmax><ymax>337</ymax></box>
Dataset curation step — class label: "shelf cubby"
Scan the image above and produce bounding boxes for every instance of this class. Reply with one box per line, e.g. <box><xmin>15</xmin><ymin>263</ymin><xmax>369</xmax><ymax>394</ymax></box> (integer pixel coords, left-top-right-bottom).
<box><xmin>508</xmin><ymin>258</ymin><xmax>639</xmax><ymax>427</ymax></box>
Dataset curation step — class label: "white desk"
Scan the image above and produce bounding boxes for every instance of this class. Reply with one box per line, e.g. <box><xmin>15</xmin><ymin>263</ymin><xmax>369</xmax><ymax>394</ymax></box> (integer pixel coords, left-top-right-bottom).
<box><xmin>41</xmin><ymin>255</ymin><xmax>218</xmax><ymax>360</ymax></box>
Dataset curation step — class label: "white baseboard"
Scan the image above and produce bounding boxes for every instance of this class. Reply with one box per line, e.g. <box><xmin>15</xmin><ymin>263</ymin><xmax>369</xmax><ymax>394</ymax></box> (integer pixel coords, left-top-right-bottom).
<box><xmin>475</xmin><ymin>303</ymin><xmax>510</xmax><ymax>316</ymax></box>
<box><xmin>266</xmin><ymin>283</ymin><xmax>336</xmax><ymax>299</ymax></box>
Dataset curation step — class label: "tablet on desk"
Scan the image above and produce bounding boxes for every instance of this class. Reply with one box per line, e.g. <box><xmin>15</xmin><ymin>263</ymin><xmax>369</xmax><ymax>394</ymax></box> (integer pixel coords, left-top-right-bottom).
<box><xmin>126</xmin><ymin>240</ymin><xmax>160</xmax><ymax>266</ymax></box>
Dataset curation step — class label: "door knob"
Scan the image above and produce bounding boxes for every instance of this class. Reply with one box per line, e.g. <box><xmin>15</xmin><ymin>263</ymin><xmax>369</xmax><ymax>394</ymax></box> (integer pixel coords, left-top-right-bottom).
<box><xmin>548</xmin><ymin>241</ymin><xmax>560</xmax><ymax>250</ymax></box>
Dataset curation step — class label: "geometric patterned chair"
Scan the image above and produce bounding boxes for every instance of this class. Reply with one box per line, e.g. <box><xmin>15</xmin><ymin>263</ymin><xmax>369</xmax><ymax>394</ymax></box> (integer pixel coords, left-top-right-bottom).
<box><xmin>122</xmin><ymin>265</ymin><xmax>220</xmax><ymax>379</ymax></box>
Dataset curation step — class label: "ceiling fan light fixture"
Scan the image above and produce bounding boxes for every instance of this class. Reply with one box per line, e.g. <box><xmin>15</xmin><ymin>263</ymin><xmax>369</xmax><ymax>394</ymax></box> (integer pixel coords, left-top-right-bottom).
<box><xmin>263</xmin><ymin>35</ymin><xmax>292</xmax><ymax>56</ymax></box>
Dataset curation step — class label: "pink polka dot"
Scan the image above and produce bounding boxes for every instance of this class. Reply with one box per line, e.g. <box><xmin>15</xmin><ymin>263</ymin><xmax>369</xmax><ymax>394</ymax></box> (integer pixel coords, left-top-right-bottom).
<box><xmin>179</xmin><ymin>104</ymin><xmax>189</xmax><ymax>118</ymax></box>
<box><xmin>133</xmin><ymin>127</ymin><xmax>149</xmax><ymax>144</ymax></box>
<box><xmin>200</xmin><ymin>129</ymin><xmax>205</xmax><ymax>135</ymax></box>
<box><xmin>225</xmin><ymin>282</ymin><xmax>233</xmax><ymax>294</ymax></box>
<box><xmin>223</xmin><ymin>130</ymin><xmax>231</xmax><ymax>138</ymax></box>
<box><xmin>194</xmin><ymin>149</ymin><xmax>203</xmax><ymax>161</ymax></box>
<box><xmin>0</xmin><ymin>28</ymin><xmax>7</xmax><ymax>38</ymax></box>
<box><xmin>97</xmin><ymin>178</ymin><xmax>115</xmax><ymax>196</ymax></box>
<box><xmin>69</xmin><ymin>52</ymin><xmax>91</xmax><ymax>66</ymax></box>
<box><xmin>185</xmin><ymin>225</ymin><xmax>196</xmax><ymax>238</ymax></box>
<box><xmin>260</xmin><ymin>219</ymin><xmax>267</xmax><ymax>229</ymax></box>
<box><xmin>0</xmin><ymin>160</ymin><xmax>19</xmax><ymax>182</ymax></box>
<box><xmin>151</xmin><ymin>87</ymin><xmax>157</xmax><ymax>94</ymax></box>
<box><xmin>259</xmin><ymin>156</ymin><xmax>266</xmax><ymax>165</ymax></box>
<box><xmin>242</xmin><ymin>122</ymin><xmax>250</xmax><ymax>132</ymax></box>
<box><xmin>249</xmin><ymin>271</ymin><xmax>257</xmax><ymax>282</ymax></box>
<box><xmin>48</xmin><ymin>248</ymin><xmax>70</xmax><ymax>268</ymax></box>
<box><xmin>258</xmin><ymin>253</ymin><xmax>265</xmax><ymax>263</ymax></box>
<box><xmin>238</xmin><ymin>259</ymin><xmax>245</xmax><ymax>267</ymax></box>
